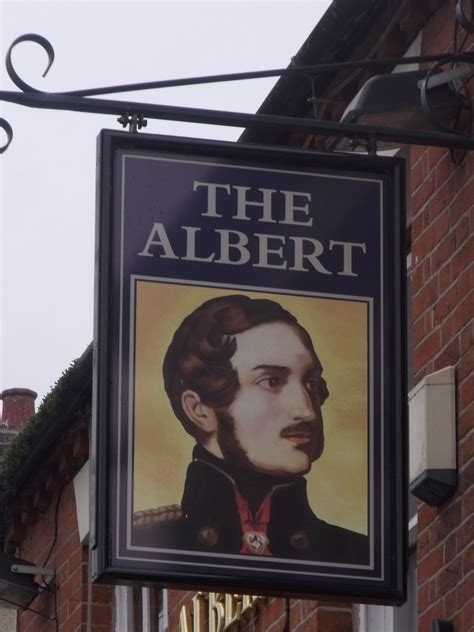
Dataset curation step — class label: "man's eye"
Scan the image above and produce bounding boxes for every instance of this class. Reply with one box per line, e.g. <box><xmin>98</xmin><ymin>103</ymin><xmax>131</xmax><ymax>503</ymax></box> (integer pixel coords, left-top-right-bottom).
<box><xmin>258</xmin><ymin>376</ymin><xmax>281</xmax><ymax>389</ymax></box>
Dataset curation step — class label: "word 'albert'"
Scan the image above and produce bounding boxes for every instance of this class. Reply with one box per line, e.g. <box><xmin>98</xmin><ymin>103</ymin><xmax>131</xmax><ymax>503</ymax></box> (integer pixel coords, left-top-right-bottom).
<box><xmin>137</xmin><ymin>181</ymin><xmax>368</xmax><ymax>277</ymax></box>
<box><xmin>179</xmin><ymin>592</ymin><xmax>265</xmax><ymax>632</ymax></box>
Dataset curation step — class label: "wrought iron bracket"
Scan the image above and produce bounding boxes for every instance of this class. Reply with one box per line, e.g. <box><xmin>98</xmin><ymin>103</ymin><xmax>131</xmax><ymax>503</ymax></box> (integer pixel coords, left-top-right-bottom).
<box><xmin>1</xmin><ymin>33</ymin><xmax>474</xmax><ymax>154</ymax></box>
<box><xmin>117</xmin><ymin>113</ymin><xmax>148</xmax><ymax>133</ymax></box>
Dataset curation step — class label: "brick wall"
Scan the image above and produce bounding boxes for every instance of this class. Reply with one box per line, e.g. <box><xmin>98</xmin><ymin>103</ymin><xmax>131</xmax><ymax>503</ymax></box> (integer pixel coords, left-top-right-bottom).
<box><xmin>410</xmin><ymin>3</ymin><xmax>473</xmax><ymax>631</ymax></box>
<box><xmin>17</xmin><ymin>480</ymin><xmax>114</xmax><ymax>632</ymax></box>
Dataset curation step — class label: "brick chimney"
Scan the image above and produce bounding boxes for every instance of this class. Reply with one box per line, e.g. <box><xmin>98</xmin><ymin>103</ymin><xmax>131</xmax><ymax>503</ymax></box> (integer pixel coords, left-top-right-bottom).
<box><xmin>1</xmin><ymin>388</ymin><xmax>37</xmax><ymax>428</ymax></box>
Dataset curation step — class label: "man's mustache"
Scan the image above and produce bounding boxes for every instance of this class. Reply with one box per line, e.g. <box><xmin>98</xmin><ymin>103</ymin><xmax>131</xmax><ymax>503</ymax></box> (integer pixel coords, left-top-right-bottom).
<box><xmin>280</xmin><ymin>420</ymin><xmax>320</xmax><ymax>438</ymax></box>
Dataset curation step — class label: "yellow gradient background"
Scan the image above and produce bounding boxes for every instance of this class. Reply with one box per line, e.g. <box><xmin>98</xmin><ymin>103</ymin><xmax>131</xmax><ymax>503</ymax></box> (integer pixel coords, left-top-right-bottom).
<box><xmin>133</xmin><ymin>281</ymin><xmax>368</xmax><ymax>535</ymax></box>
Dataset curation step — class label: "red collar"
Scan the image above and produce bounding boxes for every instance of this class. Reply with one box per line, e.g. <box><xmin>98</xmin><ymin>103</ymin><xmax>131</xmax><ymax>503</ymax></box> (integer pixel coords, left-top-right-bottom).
<box><xmin>234</xmin><ymin>487</ymin><xmax>272</xmax><ymax>556</ymax></box>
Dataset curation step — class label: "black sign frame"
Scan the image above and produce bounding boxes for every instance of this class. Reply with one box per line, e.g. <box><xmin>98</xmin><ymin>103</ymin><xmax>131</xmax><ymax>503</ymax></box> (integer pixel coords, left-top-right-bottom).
<box><xmin>91</xmin><ymin>130</ymin><xmax>407</xmax><ymax>603</ymax></box>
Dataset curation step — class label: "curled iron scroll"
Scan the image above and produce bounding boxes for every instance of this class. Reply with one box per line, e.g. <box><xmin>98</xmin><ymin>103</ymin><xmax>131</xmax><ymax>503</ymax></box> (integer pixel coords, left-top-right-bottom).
<box><xmin>0</xmin><ymin>118</ymin><xmax>13</xmax><ymax>153</ymax></box>
<box><xmin>1</xmin><ymin>34</ymin><xmax>54</xmax><ymax>152</ymax></box>
<box><xmin>6</xmin><ymin>33</ymin><xmax>55</xmax><ymax>93</ymax></box>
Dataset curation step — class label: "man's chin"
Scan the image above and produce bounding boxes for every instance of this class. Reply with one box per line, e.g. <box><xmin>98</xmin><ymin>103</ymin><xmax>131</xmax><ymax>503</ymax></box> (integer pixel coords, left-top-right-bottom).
<box><xmin>298</xmin><ymin>437</ymin><xmax>324</xmax><ymax>464</ymax></box>
<box><xmin>252</xmin><ymin>455</ymin><xmax>313</xmax><ymax>478</ymax></box>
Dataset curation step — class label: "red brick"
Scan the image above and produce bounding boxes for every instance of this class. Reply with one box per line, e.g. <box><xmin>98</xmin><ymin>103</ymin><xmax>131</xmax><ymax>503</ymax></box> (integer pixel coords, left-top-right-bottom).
<box><xmin>455</xmin><ymin>216</ymin><xmax>471</xmax><ymax>249</ymax></box>
<box><xmin>300</xmin><ymin>600</ymin><xmax>318</xmax><ymax>619</ymax></box>
<box><xmin>413</xmin><ymin>314</ymin><xmax>429</xmax><ymax>347</ymax></box>
<box><xmin>414</xmin><ymin>221</ymin><xmax>439</xmax><ymax>259</ymax></box>
<box><xmin>412</xmin><ymin>171</ymin><xmax>436</xmax><ymax>216</ymax></box>
<box><xmin>461</xmin><ymin>599</ymin><xmax>474</xmax><ymax>632</ymax></box>
<box><xmin>418</xmin><ymin>527</ymin><xmax>431</xmax><ymax>559</ymax></box>
<box><xmin>418</xmin><ymin>545</ymin><xmax>443</xmax><ymax>585</ymax></box>
<box><xmin>444</xmin><ymin>583</ymin><xmax>460</xmax><ymax>619</ymax></box>
<box><xmin>413</xmin><ymin>276</ymin><xmax>438</xmax><ymax>320</ymax></box>
<box><xmin>459</xmin><ymin>322</ymin><xmax>473</xmax><ymax>355</ymax></box>
<box><xmin>460</xmin><ymin>432</ymin><xmax>474</xmax><ymax>471</ymax></box>
<box><xmin>439</xmin><ymin>261</ymin><xmax>452</xmax><ymax>295</ymax></box>
<box><xmin>167</xmin><ymin>589</ymin><xmax>191</xmax><ymax>611</ymax></box>
<box><xmin>431</xmin><ymin>233</ymin><xmax>456</xmax><ymax>273</ymax></box>
<box><xmin>459</xmin><ymin>374</ymin><xmax>474</xmax><ymax>413</ymax></box>
<box><xmin>458</xmin><ymin>513</ymin><xmax>474</xmax><ymax>552</ymax></box>
<box><xmin>260</xmin><ymin>598</ymin><xmax>285</xmax><ymax>631</ymax></box>
<box><xmin>468</xmin><ymin>150</ymin><xmax>474</xmax><ymax>177</ymax></box>
<box><xmin>419</xmin><ymin>602</ymin><xmax>445</xmax><ymax>632</ymax></box>
<box><xmin>411</xmin><ymin>159</ymin><xmax>424</xmax><ymax>191</ymax></box>
<box><xmin>411</xmin><ymin>262</ymin><xmax>425</xmax><ymax>294</ymax></box>
<box><xmin>434</xmin><ymin>499</ymin><xmax>462</xmax><ymax>543</ymax></box>
<box><xmin>418</xmin><ymin>581</ymin><xmax>431</xmax><ymax>613</ymax></box>
<box><xmin>434</xmin><ymin>337</ymin><xmax>460</xmax><ymax>371</ymax></box>
<box><xmin>456</xmin><ymin>572</ymin><xmax>474</xmax><ymax>614</ymax></box>
<box><xmin>457</xmin><ymin>266</ymin><xmax>473</xmax><ymax>301</ymax></box>
<box><xmin>444</xmin><ymin>531</ymin><xmax>457</xmax><ymax>564</ymax></box>
<box><xmin>425</xmin><ymin>2</ymin><xmax>454</xmax><ymax>50</ymax></box>
<box><xmin>435</xmin><ymin>154</ymin><xmax>454</xmax><ymax>189</ymax></box>
<box><xmin>462</xmin><ymin>542</ymin><xmax>474</xmax><ymax>575</ymax></box>
<box><xmin>414</xmin><ymin>329</ymin><xmax>441</xmax><ymax>371</ymax></box>
<box><xmin>435</xmin><ymin>208</ymin><xmax>451</xmax><ymax>241</ymax></box>
<box><xmin>452</xmin><ymin>293</ymin><xmax>474</xmax><ymax>335</ymax></box>
<box><xmin>459</xmin><ymin>403</ymin><xmax>474</xmax><ymax>440</ymax></box>
<box><xmin>66</xmin><ymin>545</ymin><xmax>86</xmax><ymax>575</ymax></box>
<box><xmin>455</xmin><ymin>157</ymin><xmax>470</xmax><ymax>190</ymax></box>
<box><xmin>440</xmin><ymin>317</ymin><xmax>455</xmax><ymax>347</ymax></box>
<box><xmin>91</xmin><ymin>584</ymin><xmax>114</xmax><ymax>604</ymax></box>
<box><xmin>434</xmin><ymin>284</ymin><xmax>459</xmax><ymax>324</ymax></box>
<box><xmin>412</xmin><ymin>211</ymin><xmax>425</xmax><ymax>240</ymax></box>
<box><xmin>411</xmin><ymin>145</ymin><xmax>428</xmax><ymax>166</ymax></box>
<box><xmin>435</xmin><ymin>559</ymin><xmax>463</xmax><ymax>598</ymax></box>
<box><xmin>418</xmin><ymin>503</ymin><xmax>439</xmax><ymax>531</ymax></box>
<box><xmin>451</xmin><ymin>237</ymin><xmax>473</xmax><ymax>279</ymax></box>
<box><xmin>460</xmin><ymin>452</ymin><xmax>474</xmax><ymax>492</ymax></box>
<box><xmin>316</xmin><ymin>609</ymin><xmax>352</xmax><ymax>632</ymax></box>
<box><xmin>423</xmin><ymin>258</ymin><xmax>432</xmax><ymax>283</ymax></box>
<box><xmin>413</xmin><ymin>361</ymin><xmax>434</xmax><ymax>384</ymax></box>
<box><xmin>429</xmin><ymin>145</ymin><xmax>446</xmax><ymax>170</ymax></box>
<box><xmin>450</xmin><ymin>179</ymin><xmax>474</xmax><ymax>226</ymax></box>
<box><xmin>457</xmin><ymin>350</ymin><xmax>474</xmax><ymax>388</ymax></box>
<box><xmin>427</xmin><ymin>175</ymin><xmax>456</xmax><ymax>224</ymax></box>
<box><xmin>90</xmin><ymin>604</ymin><xmax>112</xmax><ymax>626</ymax></box>
<box><xmin>62</xmin><ymin>604</ymin><xmax>82</xmax><ymax>632</ymax></box>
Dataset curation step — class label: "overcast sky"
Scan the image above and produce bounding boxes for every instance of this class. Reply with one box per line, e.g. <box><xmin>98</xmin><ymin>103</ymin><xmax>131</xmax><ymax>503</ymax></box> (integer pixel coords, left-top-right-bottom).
<box><xmin>0</xmin><ymin>0</ymin><xmax>330</xmax><ymax>407</ymax></box>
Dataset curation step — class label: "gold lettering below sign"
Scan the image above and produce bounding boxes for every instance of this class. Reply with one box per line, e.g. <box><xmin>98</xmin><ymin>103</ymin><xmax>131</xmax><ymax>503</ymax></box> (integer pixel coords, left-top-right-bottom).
<box><xmin>180</xmin><ymin>593</ymin><xmax>266</xmax><ymax>632</ymax></box>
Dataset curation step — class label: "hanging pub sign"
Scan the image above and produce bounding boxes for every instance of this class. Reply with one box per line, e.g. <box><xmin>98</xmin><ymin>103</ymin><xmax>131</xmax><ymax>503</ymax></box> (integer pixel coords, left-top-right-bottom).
<box><xmin>91</xmin><ymin>130</ymin><xmax>407</xmax><ymax>603</ymax></box>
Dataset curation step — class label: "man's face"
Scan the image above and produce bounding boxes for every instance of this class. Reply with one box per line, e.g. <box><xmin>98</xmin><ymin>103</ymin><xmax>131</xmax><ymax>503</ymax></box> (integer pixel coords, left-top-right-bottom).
<box><xmin>220</xmin><ymin>321</ymin><xmax>325</xmax><ymax>476</ymax></box>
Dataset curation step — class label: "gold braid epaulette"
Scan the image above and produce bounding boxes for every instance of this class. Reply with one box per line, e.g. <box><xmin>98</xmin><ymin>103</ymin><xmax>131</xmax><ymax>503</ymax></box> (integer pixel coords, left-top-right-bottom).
<box><xmin>133</xmin><ymin>504</ymin><xmax>183</xmax><ymax>528</ymax></box>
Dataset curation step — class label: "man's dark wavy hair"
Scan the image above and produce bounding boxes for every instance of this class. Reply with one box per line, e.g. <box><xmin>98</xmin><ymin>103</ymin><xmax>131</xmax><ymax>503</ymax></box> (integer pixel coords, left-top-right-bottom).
<box><xmin>163</xmin><ymin>294</ymin><xmax>328</xmax><ymax>441</ymax></box>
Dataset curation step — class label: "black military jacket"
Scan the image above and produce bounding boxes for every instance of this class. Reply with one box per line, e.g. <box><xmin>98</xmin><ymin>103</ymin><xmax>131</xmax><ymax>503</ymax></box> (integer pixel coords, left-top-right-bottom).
<box><xmin>133</xmin><ymin>446</ymin><xmax>369</xmax><ymax>565</ymax></box>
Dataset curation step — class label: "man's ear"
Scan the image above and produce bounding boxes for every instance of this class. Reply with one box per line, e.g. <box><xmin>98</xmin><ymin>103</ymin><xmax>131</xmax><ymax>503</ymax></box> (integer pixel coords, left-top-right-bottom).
<box><xmin>181</xmin><ymin>390</ymin><xmax>218</xmax><ymax>433</ymax></box>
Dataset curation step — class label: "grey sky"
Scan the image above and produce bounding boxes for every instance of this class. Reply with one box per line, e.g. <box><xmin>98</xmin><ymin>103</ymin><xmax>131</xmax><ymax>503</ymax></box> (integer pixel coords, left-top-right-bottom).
<box><xmin>1</xmin><ymin>0</ymin><xmax>330</xmax><ymax>406</ymax></box>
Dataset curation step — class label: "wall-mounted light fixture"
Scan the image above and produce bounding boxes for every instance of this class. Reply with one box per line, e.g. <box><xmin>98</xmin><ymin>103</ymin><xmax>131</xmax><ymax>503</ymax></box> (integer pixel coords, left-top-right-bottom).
<box><xmin>341</xmin><ymin>67</ymin><xmax>472</xmax><ymax>135</ymax></box>
<box><xmin>409</xmin><ymin>366</ymin><xmax>457</xmax><ymax>506</ymax></box>
<box><xmin>0</xmin><ymin>553</ymin><xmax>54</xmax><ymax>609</ymax></box>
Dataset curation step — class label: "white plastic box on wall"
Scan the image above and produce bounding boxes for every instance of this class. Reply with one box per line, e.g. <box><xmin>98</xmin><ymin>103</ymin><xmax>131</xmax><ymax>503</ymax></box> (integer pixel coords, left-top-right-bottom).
<box><xmin>409</xmin><ymin>366</ymin><xmax>457</xmax><ymax>506</ymax></box>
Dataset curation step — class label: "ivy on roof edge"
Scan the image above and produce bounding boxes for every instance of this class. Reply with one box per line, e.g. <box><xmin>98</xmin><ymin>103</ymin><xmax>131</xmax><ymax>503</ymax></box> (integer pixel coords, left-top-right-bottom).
<box><xmin>0</xmin><ymin>359</ymin><xmax>81</xmax><ymax>499</ymax></box>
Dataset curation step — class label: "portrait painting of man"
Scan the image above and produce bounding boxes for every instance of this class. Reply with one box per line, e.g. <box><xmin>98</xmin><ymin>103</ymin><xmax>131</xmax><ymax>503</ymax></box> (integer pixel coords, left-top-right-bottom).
<box><xmin>131</xmin><ymin>284</ymin><xmax>369</xmax><ymax>566</ymax></box>
<box><xmin>93</xmin><ymin>136</ymin><xmax>407</xmax><ymax>598</ymax></box>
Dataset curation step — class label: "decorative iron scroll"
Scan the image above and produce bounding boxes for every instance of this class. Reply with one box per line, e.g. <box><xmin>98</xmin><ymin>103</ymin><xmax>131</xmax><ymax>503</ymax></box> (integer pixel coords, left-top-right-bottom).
<box><xmin>1</xmin><ymin>33</ymin><xmax>474</xmax><ymax>153</ymax></box>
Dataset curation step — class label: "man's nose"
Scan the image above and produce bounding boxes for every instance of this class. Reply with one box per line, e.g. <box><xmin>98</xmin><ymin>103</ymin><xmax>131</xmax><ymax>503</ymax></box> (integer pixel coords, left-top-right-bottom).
<box><xmin>287</xmin><ymin>381</ymin><xmax>316</xmax><ymax>421</ymax></box>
